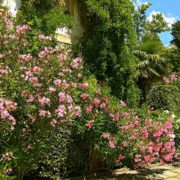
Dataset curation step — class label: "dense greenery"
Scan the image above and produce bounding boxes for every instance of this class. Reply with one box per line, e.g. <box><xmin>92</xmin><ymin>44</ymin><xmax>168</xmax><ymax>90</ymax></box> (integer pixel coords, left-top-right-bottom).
<box><xmin>171</xmin><ymin>21</ymin><xmax>180</xmax><ymax>51</ymax></box>
<box><xmin>79</xmin><ymin>0</ymin><xmax>140</xmax><ymax>107</ymax></box>
<box><xmin>16</xmin><ymin>0</ymin><xmax>73</xmax><ymax>34</ymax></box>
<box><xmin>0</xmin><ymin>0</ymin><xmax>179</xmax><ymax>179</ymax></box>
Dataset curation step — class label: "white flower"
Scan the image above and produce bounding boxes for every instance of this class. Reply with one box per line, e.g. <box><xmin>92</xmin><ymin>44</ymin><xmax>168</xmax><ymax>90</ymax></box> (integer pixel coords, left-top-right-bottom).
<box><xmin>170</xmin><ymin>134</ymin><xmax>175</xmax><ymax>140</ymax></box>
<box><xmin>164</xmin><ymin>110</ymin><xmax>169</xmax><ymax>114</ymax></box>
<box><xmin>171</xmin><ymin>114</ymin><xmax>176</xmax><ymax>119</ymax></box>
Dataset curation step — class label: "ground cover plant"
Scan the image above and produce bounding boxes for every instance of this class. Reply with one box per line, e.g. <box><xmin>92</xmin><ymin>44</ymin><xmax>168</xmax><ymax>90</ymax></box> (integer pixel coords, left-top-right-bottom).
<box><xmin>0</xmin><ymin>14</ymin><xmax>178</xmax><ymax>179</ymax></box>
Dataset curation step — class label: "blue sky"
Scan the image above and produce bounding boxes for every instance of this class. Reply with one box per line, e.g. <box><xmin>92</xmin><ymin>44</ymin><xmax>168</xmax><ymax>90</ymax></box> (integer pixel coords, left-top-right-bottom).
<box><xmin>138</xmin><ymin>0</ymin><xmax>180</xmax><ymax>45</ymax></box>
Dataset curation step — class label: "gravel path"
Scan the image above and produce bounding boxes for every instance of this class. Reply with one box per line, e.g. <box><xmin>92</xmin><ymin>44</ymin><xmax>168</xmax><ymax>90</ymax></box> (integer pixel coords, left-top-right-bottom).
<box><xmin>67</xmin><ymin>163</ymin><xmax>180</xmax><ymax>180</ymax></box>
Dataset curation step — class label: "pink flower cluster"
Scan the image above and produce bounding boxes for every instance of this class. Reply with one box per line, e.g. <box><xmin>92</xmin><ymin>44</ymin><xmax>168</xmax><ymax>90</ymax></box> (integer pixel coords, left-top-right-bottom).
<box><xmin>38</xmin><ymin>34</ymin><xmax>52</xmax><ymax>41</ymax></box>
<box><xmin>3</xmin><ymin>17</ymin><xmax>13</xmax><ymax>30</ymax></box>
<box><xmin>0</xmin><ymin>66</ymin><xmax>9</xmax><ymax>77</ymax></box>
<box><xmin>163</xmin><ymin>74</ymin><xmax>180</xmax><ymax>84</ymax></box>
<box><xmin>16</xmin><ymin>25</ymin><xmax>31</xmax><ymax>34</ymax></box>
<box><xmin>19</xmin><ymin>54</ymin><xmax>33</xmax><ymax>62</ymax></box>
<box><xmin>102</xmin><ymin>133</ymin><xmax>116</xmax><ymax>149</ymax></box>
<box><xmin>0</xmin><ymin>98</ymin><xmax>16</xmax><ymax>126</ymax></box>
<box><xmin>71</xmin><ymin>57</ymin><xmax>82</xmax><ymax>70</ymax></box>
<box><xmin>38</xmin><ymin>96</ymin><xmax>50</xmax><ymax>106</ymax></box>
<box><xmin>38</xmin><ymin>47</ymin><xmax>54</xmax><ymax>58</ymax></box>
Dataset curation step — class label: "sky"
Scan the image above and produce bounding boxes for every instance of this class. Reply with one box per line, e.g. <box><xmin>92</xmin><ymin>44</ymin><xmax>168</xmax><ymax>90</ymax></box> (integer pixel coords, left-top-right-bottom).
<box><xmin>137</xmin><ymin>0</ymin><xmax>180</xmax><ymax>45</ymax></box>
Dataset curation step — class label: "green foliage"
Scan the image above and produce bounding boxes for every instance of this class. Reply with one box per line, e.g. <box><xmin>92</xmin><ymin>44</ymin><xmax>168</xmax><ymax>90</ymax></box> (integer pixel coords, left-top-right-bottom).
<box><xmin>171</xmin><ymin>21</ymin><xmax>180</xmax><ymax>51</ymax></box>
<box><xmin>145</xmin><ymin>13</ymin><xmax>169</xmax><ymax>34</ymax></box>
<box><xmin>147</xmin><ymin>84</ymin><xmax>180</xmax><ymax>111</ymax></box>
<box><xmin>79</xmin><ymin>0</ymin><xmax>140</xmax><ymax>107</ymax></box>
<box><xmin>28</xmin><ymin>124</ymin><xmax>86</xmax><ymax>178</ymax></box>
<box><xmin>134</xmin><ymin>2</ymin><xmax>152</xmax><ymax>40</ymax></box>
<box><xmin>163</xmin><ymin>46</ymin><xmax>180</xmax><ymax>73</ymax></box>
<box><xmin>16</xmin><ymin>0</ymin><xmax>73</xmax><ymax>35</ymax></box>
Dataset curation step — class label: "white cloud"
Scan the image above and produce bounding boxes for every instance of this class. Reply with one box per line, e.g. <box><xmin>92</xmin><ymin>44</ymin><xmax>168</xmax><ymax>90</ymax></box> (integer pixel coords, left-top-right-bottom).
<box><xmin>147</xmin><ymin>10</ymin><xmax>176</xmax><ymax>28</ymax></box>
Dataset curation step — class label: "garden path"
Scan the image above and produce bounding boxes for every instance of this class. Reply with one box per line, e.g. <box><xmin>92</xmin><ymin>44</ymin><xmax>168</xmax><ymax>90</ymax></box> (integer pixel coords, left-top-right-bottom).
<box><xmin>68</xmin><ymin>163</ymin><xmax>180</xmax><ymax>180</ymax></box>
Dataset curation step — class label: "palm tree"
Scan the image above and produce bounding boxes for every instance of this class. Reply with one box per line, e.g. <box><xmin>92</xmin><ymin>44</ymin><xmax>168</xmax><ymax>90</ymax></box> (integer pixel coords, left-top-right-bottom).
<box><xmin>133</xmin><ymin>34</ymin><xmax>165</xmax><ymax>103</ymax></box>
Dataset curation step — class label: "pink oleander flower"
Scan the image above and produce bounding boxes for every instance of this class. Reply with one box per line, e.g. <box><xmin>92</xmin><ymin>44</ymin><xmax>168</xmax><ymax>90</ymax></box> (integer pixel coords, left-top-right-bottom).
<box><xmin>26</xmin><ymin>95</ymin><xmax>35</xmax><ymax>103</ymax></box>
<box><xmin>58</xmin><ymin>92</ymin><xmax>66</xmax><ymax>102</ymax></box>
<box><xmin>80</xmin><ymin>93</ymin><xmax>88</xmax><ymax>100</ymax></box>
<box><xmin>162</xmin><ymin>154</ymin><xmax>173</xmax><ymax>162</ymax></box>
<box><xmin>96</xmin><ymin>89</ymin><xmax>101</xmax><ymax>94</ymax></box>
<box><xmin>71</xmin><ymin>57</ymin><xmax>82</xmax><ymax>69</ymax></box>
<box><xmin>153</xmin><ymin>129</ymin><xmax>163</xmax><ymax>138</ymax></box>
<box><xmin>141</xmin><ymin>129</ymin><xmax>149</xmax><ymax>139</ymax></box>
<box><xmin>134</xmin><ymin>120</ymin><xmax>140</xmax><ymax>128</ymax></box>
<box><xmin>164</xmin><ymin>141</ymin><xmax>175</xmax><ymax>150</ymax></box>
<box><xmin>32</xmin><ymin>66</ymin><xmax>43</xmax><ymax>73</ymax></box>
<box><xmin>145</xmin><ymin>118</ymin><xmax>152</xmax><ymax>125</ymax></box>
<box><xmin>58</xmin><ymin>54</ymin><xmax>67</xmax><ymax>61</ymax></box>
<box><xmin>66</xmin><ymin>95</ymin><xmax>73</xmax><ymax>103</ymax></box>
<box><xmin>9</xmin><ymin>116</ymin><xmax>16</xmax><ymax>125</ymax></box>
<box><xmin>19</xmin><ymin>54</ymin><xmax>33</xmax><ymax>62</ymax></box>
<box><xmin>120</xmin><ymin>100</ymin><xmax>127</xmax><ymax>107</ymax></box>
<box><xmin>33</xmin><ymin>83</ymin><xmax>41</xmax><ymax>88</ymax></box>
<box><xmin>134</xmin><ymin>154</ymin><xmax>142</xmax><ymax>162</ymax></box>
<box><xmin>118</xmin><ymin>154</ymin><xmax>124</xmax><ymax>161</ymax></box>
<box><xmin>94</xmin><ymin>98</ymin><xmax>100</xmax><ymax>105</ymax></box>
<box><xmin>86</xmin><ymin>120</ymin><xmax>94</xmax><ymax>129</ymax></box>
<box><xmin>81</xmin><ymin>83</ymin><xmax>89</xmax><ymax>90</ymax></box>
<box><xmin>4</xmin><ymin>17</ymin><xmax>13</xmax><ymax>30</ymax></box>
<box><xmin>54</xmin><ymin>79</ymin><xmax>61</xmax><ymax>87</ymax></box>
<box><xmin>108</xmin><ymin>140</ymin><xmax>115</xmax><ymax>149</ymax></box>
<box><xmin>49</xmin><ymin>87</ymin><xmax>56</xmax><ymax>93</ymax></box>
<box><xmin>56</xmin><ymin>105</ymin><xmax>66</xmax><ymax>118</ymax></box>
<box><xmin>121</xmin><ymin>124</ymin><xmax>133</xmax><ymax>131</ymax></box>
<box><xmin>144</xmin><ymin>155</ymin><xmax>153</xmax><ymax>163</ymax></box>
<box><xmin>38</xmin><ymin>96</ymin><xmax>50</xmax><ymax>106</ymax></box>
<box><xmin>38</xmin><ymin>34</ymin><xmax>52</xmax><ymax>41</ymax></box>
<box><xmin>50</xmin><ymin>119</ymin><xmax>58</xmax><ymax>128</ymax></box>
<box><xmin>29</xmin><ymin>76</ymin><xmax>38</xmax><ymax>83</ymax></box>
<box><xmin>16</xmin><ymin>25</ymin><xmax>30</xmax><ymax>34</ymax></box>
<box><xmin>75</xmin><ymin>106</ymin><xmax>81</xmax><ymax>117</ymax></box>
<box><xmin>102</xmin><ymin>133</ymin><xmax>110</xmax><ymax>139</ymax></box>
<box><xmin>100</xmin><ymin>102</ymin><xmax>106</xmax><ymax>109</ymax></box>
<box><xmin>86</xmin><ymin>105</ymin><xmax>93</xmax><ymax>114</ymax></box>
<box><xmin>121</xmin><ymin>112</ymin><xmax>131</xmax><ymax>119</ymax></box>
<box><xmin>38</xmin><ymin>50</ymin><xmax>47</xmax><ymax>58</ymax></box>
<box><xmin>1</xmin><ymin>110</ymin><xmax>10</xmax><ymax>119</ymax></box>
<box><xmin>39</xmin><ymin>110</ymin><xmax>51</xmax><ymax>117</ymax></box>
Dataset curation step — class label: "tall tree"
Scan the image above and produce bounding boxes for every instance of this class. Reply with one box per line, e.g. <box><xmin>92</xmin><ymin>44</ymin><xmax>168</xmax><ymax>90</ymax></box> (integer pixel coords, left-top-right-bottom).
<box><xmin>133</xmin><ymin>2</ymin><xmax>170</xmax><ymax>103</ymax></box>
<box><xmin>171</xmin><ymin>21</ymin><xmax>180</xmax><ymax>51</ymax></box>
<box><xmin>133</xmin><ymin>34</ymin><xmax>165</xmax><ymax>103</ymax></box>
<box><xmin>79</xmin><ymin>0</ymin><xmax>140</xmax><ymax>107</ymax></box>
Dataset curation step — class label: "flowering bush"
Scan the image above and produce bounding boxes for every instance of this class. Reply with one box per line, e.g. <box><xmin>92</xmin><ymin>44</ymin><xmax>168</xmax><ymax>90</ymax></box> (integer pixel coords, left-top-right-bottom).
<box><xmin>75</xmin><ymin>78</ymin><xmax>177</xmax><ymax>172</ymax></box>
<box><xmin>0</xmin><ymin>14</ymin><xmax>84</xmax><ymax>178</ymax></box>
<box><xmin>0</xmin><ymin>14</ymin><xmax>177</xmax><ymax>178</ymax></box>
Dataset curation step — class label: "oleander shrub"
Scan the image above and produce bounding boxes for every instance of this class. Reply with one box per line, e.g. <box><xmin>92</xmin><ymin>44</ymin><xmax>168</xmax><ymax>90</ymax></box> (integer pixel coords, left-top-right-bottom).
<box><xmin>0</xmin><ymin>14</ymin><xmax>84</xmax><ymax>179</ymax></box>
<box><xmin>0</xmin><ymin>14</ymin><xmax>177</xmax><ymax>179</ymax></box>
<box><xmin>75</xmin><ymin>78</ymin><xmax>177</xmax><ymax>171</ymax></box>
